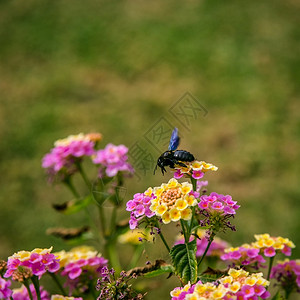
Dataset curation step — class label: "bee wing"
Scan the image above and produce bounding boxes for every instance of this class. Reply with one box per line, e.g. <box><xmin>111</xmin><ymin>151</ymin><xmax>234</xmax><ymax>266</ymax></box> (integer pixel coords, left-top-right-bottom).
<box><xmin>168</xmin><ymin>127</ymin><xmax>180</xmax><ymax>151</ymax></box>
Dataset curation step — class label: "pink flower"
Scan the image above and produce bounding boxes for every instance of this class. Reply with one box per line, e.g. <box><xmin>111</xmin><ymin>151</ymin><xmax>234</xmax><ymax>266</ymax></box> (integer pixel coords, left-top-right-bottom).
<box><xmin>174</xmin><ymin>169</ymin><xmax>184</xmax><ymax>179</ymax></box>
<box><xmin>0</xmin><ymin>277</ymin><xmax>12</xmax><ymax>299</ymax></box>
<box><xmin>192</xmin><ymin>170</ymin><xmax>204</xmax><ymax>179</ymax></box>
<box><xmin>264</xmin><ymin>247</ymin><xmax>276</xmax><ymax>257</ymax></box>
<box><xmin>93</xmin><ymin>144</ymin><xmax>134</xmax><ymax>178</ymax></box>
<box><xmin>12</xmin><ymin>284</ymin><xmax>49</xmax><ymax>300</ymax></box>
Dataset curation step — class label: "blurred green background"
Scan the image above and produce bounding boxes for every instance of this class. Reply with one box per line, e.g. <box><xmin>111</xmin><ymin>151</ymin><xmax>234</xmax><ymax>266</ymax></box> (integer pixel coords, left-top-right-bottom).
<box><xmin>0</xmin><ymin>0</ymin><xmax>299</xmax><ymax>298</ymax></box>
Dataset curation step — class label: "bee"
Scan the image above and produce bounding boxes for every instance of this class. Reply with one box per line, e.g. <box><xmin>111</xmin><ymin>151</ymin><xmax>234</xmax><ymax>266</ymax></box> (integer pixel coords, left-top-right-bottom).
<box><xmin>154</xmin><ymin>128</ymin><xmax>195</xmax><ymax>175</ymax></box>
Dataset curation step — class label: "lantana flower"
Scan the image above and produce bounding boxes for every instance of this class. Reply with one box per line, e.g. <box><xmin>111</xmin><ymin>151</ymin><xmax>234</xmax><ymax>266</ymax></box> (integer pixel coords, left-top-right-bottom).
<box><xmin>173</xmin><ymin>161</ymin><xmax>218</xmax><ymax>179</ymax></box>
<box><xmin>170</xmin><ymin>268</ymin><xmax>270</xmax><ymax>300</ymax></box>
<box><xmin>92</xmin><ymin>143</ymin><xmax>134</xmax><ymax>178</ymax></box>
<box><xmin>198</xmin><ymin>192</ymin><xmax>239</xmax><ymax>238</ymax></box>
<box><xmin>4</xmin><ymin>247</ymin><xmax>60</xmax><ymax>279</ymax></box>
<box><xmin>175</xmin><ymin>229</ymin><xmax>229</xmax><ymax>258</ymax></box>
<box><xmin>126</xmin><ymin>188</ymin><xmax>156</xmax><ymax>230</ymax></box>
<box><xmin>0</xmin><ymin>277</ymin><xmax>12</xmax><ymax>299</ymax></box>
<box><xmin>12</xmin><ymin>284</ymin><xmax>49</xmax><ymax>300</ymax></box>
<box><xmin>270</xmin><ymin>259</ymin><xmax>300</xmax><ymax>296</ymax></box>
<box><xmin>42</xmin><ymin>133</ymin><xmax>101</xmax><ymax>180</ymax></box>
<box><xmin>221</xmin><ymin>244</ymin><xmax>266</xmax><ymax>269</ymax></box>
<box><xmin>150</xmin><ymin>178</ymin><xmax>198</xmax><ymax>224</ymax></box>
<box><xmin>51</xmin><ymin>296</ymin><xmax>82</xmax><ymax>300</ymax></box>
<box><xmin>54</xmin><ymin>246</ymin><xmax>107</xmax><ymax>293</ymax></box>
<box><xmin>118</xmin><ymin>229</ymin><xmax>151</xmax><ymax>245</ymax></box>
<box><xmin>252</xmin><ymin>234</ymin><xmax>295</xmax><ymax>257</ymax></box>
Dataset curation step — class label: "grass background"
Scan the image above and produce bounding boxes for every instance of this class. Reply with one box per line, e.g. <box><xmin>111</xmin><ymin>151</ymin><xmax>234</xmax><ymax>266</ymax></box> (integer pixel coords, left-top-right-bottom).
<box><xmin>0</xmin><ymin>0</ymin><xmax>299</xmax><ymax>298</ymax></box>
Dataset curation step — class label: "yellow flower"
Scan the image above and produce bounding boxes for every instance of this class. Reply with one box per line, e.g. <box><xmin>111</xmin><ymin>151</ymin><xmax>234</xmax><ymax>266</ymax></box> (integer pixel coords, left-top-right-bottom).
<box><xmin>170</xmin><ymin>208</ymin><xmax>181</xmax><ymax>222</ymax></box>
<box><xmin>144</xmin><ymin>187</ymin><xmax>153</xmax><ymax>196</ymax></box>
<box><xmin>162</xmin><ymin>211</ymin><xmax>171</xmax><ymax>224</ymax></box>
<box><xmin>229</xmin><ymin>281</ymin><xmax>241</xmax><ymax>293</ymax></box>
<box><xmin>156</xmin><ymin>204</ymin><xmax>168</xmax><ymax>216</ymax></box>
<box><xmin>175</xmin><ymin>199</ymin><xmax>188</xmax><ymax>211</ymax></box>
<box><xmin>118</xmin><ymin>229</ymin><xmax>150</xmax><ymax>245</ymax></box>
<box><xmin>211</xmin><ymin>286</ymin><xmax>227</xmax><ymax>299</ymax></box>
<box><xmin>167</xmin><ymin>178</ymin><xmax>179</xmax><ymax>188</ymax></box>
<box><xmin>185</xmin><ymin>194</ymin><xmax>197</xmax><ymax>206</ymax></box>
<box><xmin>245</xmin><ymin>276</ymin><xmax>257</xmax><ymax>286</ymax></box>
<box><xmin>180</xmin><ymin>208</ymin><xmax>192</xmax><ymax>220</ymax></box>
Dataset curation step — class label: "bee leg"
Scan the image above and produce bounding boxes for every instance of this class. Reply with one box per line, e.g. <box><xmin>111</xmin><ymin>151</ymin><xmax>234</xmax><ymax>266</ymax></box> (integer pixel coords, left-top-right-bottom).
<box><xmin>176</xmin><ymin>161</ymin><xmax>187</xmax><ymax>168</ymax></box>
<box><xmin>153</xmin><ymin>164</ymin><xmax>158</xmax><ymax>175</ymax></box>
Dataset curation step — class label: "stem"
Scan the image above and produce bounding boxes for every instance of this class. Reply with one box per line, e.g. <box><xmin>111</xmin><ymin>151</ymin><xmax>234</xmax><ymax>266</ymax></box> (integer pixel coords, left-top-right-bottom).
<box><xmin>128</xmin><ymin>245</ymin><xmax>144</xmax><ymax>269</ymax></box>
<box><xmin>158</xmin><ymin>231</ymin><xmax>171</xmax><ymax>253</ymax></box>
<box><xmin>31</xmin><ymin>275</ymin><xmax>41</xmax><ymax>300</ymax></box>
<box><xmin>191</xmin><ymin>177</ymin><xmax>197</xmax><ymax>192</ymax></box>
<box><xmin>198</xmin><ymin>238</ymin><xmax>214</xmax><ymax>268</ymax></box>
<box><xmin>98</xmin><ymin>205</ymin><xmax>107</xmax><ymax>239</ymax></box>
<box><xmin>77</xmin><ymin>162</ymin><xmax>92</xmax><ymax>190</ymax></box>
<box><xmin>180</xmin><ymin>220</ymin><xmax>188</xmax><ymax>243</ymax></box>
<box><xmin>267</xmin><ymin>256</ymin><xmax>274</xmax><ymax>281</ymax></box>
<box><xmin>49</xmin><ymin>272</ymin><xmax>67</xmax><ymax>296</ymax></box>
<box><xmin>64</xmin><ymin>177</ymin><xmax>80</xmax><ymax>199</ymax></box>
<box><xmin>110</xmin><ymin>206</ymin><xmax>117</xmax><ymax>235</ymax></box>
<box><xmin>23</xmin><ymin>279</ymin><xmax>34</xmax><ymax>300</ymax></box>
<box><xmin>106</xmin><ymin>241</ymin><xmax>122</xmax><ymax>273</ymax></box>
<box><xmin>89</xmin><ymin>281</ymin><xmax>97</xmax><ymax>299</ymax></box>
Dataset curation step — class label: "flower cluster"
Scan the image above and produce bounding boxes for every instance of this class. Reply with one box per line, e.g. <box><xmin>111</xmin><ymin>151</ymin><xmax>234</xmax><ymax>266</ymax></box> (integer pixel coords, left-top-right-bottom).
<box><xmin>4</xmin><ymin>247</ymin><xmax>60</xmax><ymax>279</ymax></box>
<box><xmin>96</xmin><ymin>267</ymin><xmax>144</xmax><ymax>300</ymax></box>
<box><xmin>42</xmin><ymin>133</ymin><xmax>101</xmax><ymax>179</ymax></box>
<box><xmin>221</xmin><ymin>244</ymin><xmax>266</xmax><ymax>269</ymax></box>
<box><xmin>252</xmin><ymin>234</ymin><xmax>295</xmax><ymax>257</ymax></box>
<box><xmin>12</xmin><ymin>284</ymin><xmax>49</xmax><ymax>300</ymax></box>
<box><xmin>126</xmin><ymin>188</ymin><xmax>156</xmax><ymax>229</ymax></box>
<box><xmin>174</xmin><ymin>161</ymin><xmax>218</xmax><ymax>180</ymax></box>
<box><xmin>150</xmin><ymin>178</ymin><xmax>199</xmax><ymax>224</ymax></box>
<box><xmin>175</xmin><ymin>229</ymin><xmax>229</xmax><ymax>258</ymax></box>
<box><xmin>55</xmin><ymin>246</ymin><xmax>107</xmax><ymax>292</ymax></box>
<box><xmin>0</xmin><ymin>277</ymin><xmax>12</xmax><ymax>299</ymax></box>
<box><xmin>51</xmin><ymin>296</ymin><xmax>82</xmax><ymax>300</ymax></box>
<box><xmin>270</xmin><ymin>259</ymin><xmax>300</xmax><ymax>295</ymax></box>
<box><xmin>93</xmin><ymin>143</ymin><xmax>134</xmax><ymax>177</ymax></box>
<box><xmin>118</xmin><ymin>229</ymin><xmax>151</xmax><ymax>245</ymax></box>
<box><xmin>198</xmin><ymin>192</ymin><xmax>240</xmax><ymax>216</ymax></box>
<box><xmin>170</xmin><ymin>268</ymin><xmax>270</xmax><ymax>300</ymax></box>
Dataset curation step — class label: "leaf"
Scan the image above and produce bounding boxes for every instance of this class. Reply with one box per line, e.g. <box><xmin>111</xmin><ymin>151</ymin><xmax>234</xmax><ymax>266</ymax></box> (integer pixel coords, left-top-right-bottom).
<box><xmin>271</xmin><ymin>291</ymin><xmax>286</xmax><ymax>300</ymax></box>
<box><xmin>126</xmin><ymin>260</ymin><xmax>173</xmax><ymax>278</ymax></box>
<box><xmin>170</xmin><ymin>239</ymin><xmax>197</xmax><ymax>284</ymax></box>
<box><xmin>198</xmin><ymin>267</ymin><xmax>227</xmax><ymax>283</ymax></box>
<box><xmin>52</xmin><ymin>195</ymin><xmax>93</xmax><ymax>214</ymax></box>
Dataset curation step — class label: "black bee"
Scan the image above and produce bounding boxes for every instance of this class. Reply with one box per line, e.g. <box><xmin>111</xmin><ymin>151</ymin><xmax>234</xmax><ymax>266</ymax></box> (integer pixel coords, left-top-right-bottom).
<box><xmin>154</xmin><ymin>128</ymin><xmax>195</xmax><ymax>175</ymax></box>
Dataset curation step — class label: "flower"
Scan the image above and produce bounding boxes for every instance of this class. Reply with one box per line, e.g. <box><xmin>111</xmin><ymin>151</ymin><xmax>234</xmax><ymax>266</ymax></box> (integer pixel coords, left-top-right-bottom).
<box><xmin>51</xmin><ymin>296</ymin><xmax>82</xmax><ymax>300</ymax></box>
<box><xmin>270</xmin><ymin>259</ymin><xmax>300</xmax><ymax>295</ymax></box>
<box><xmin>170</xmin><ymin>268</ymin><xmax>270</xmax><ymax>299</ymax></box>
<box><xmin>97</xmin><ymin>268</ymin><xmax>145</xmax><ymax>299</ymax></box>
<box><xmin>93</xmin><ymin>143</ymin><xmax>134</xmax><ymax>177</ymax></box>
<box><xmin>173</xmin><ymin>161</ymin><xmax>218</xmax><ymax>179</ymax></box>
<box><xmin>126</xmin><ymin>188</ymin><xmax>156</xmax><ymax>229</ymax></box>
<box><xmin>150</xmin><ymin>179</ymin><xmax>198</xmax><ymax>224</ymax></box>
<box><xmin>118</xmin><ymin>229</ymin><xmax>151</xmax><ymax>245</ymax></box>
<box><xmin>221</xmin><ymin>244</ymin><xmax>266</xmax><ymax>269</ymax></box>
<box><xmin>12</xmin><ymin>284</ymin><xmax>49</xmax><ymax>300</ymax></box>
<box><xmin>252</xmin><ymin>234</ymin><xmax>295</xmax><ymax>258</ymax></box>
<box><xmin>42</xmin><ymin>133</ymin><xmax>98</xmax><ymax>180</ymax></box>
<box><xmin>4</xmin><ymin>247</ymin><xmax>60</xmax><ymax>279</ymax></box>
<box><xmin>0</xmin><ymin>277</ymin><xmax>12</xmax><ymax>299</ymax></box>
<box><xmin>54</xmin><ymin>246</ymin><xmax>107</xmax><ymax>293</ymax></box>
<box><xmin>175</xmin><ymin>229</ymin><xmax>229</xmax><ymax>258</ymax></box>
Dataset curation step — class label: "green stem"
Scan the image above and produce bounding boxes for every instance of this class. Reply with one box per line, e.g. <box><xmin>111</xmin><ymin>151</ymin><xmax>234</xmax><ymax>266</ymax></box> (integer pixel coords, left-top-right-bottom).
<box><xmin>49</xmin><ymin>272</ymin><xmax>67</xmax><ymax>296</ymax></box>
<box><xmin>267</xmin><ymin>256</ymin><xmax>274</xmax><ymax>281</ymax></box>
<box><xmin>98</xmin><ymin>205</ymin><xmax>107</xmax><ymax>239</ymax></box>
<box><xmin>110</xmin><ymin>206</ymin><xmax>117</xmax><ymax>235</ymax></box>
<box><xmin>158</xmin><ymin>231</ymin><xmax>171</xmax><ymax>253</ymax></box>
<box><xmin>191</xmin><ymin>177</ymin><xmax>197</xmax><ymax>192</ymax></box>
<box><xmin>106</xmin><ymin>241</ymin><xmax>122</xmax><ymax>273</ymax></box>
<box><xmin>31</xmin><ymin>275</ymin><xmax>41</xmax><ymax>300</ymax></box>
<box><xmin>77</xmin><ymin>162</ymin><xmax>92</xmax><ymax>190</ymax></box>
<box><xmin>89</xmin><ymin>281</ymin><xmax>97</xmax><ymax>299</ymax></box>
<box><xmin>23</xmin><ymin>280</ymin><xmax>34</xmax><ymax>300</ymax></box>
<box><xmin>180</xmin><ymin>220</ymin><xmax>188</xmax><ymax>244</ymax></box>
<box><xmin>128</xmin><ymin>245</ymin><xmax>144</xmax><ymax>269</ymax></box>
<box><xmin>198</xmin><ymin>237</ymin><xmax>214</xmax><ymax>268</ymax></box>
<box><xmin>64</xmin><ymin>177</ymin><xmax>80</xmax><ymax>199</ymax></box>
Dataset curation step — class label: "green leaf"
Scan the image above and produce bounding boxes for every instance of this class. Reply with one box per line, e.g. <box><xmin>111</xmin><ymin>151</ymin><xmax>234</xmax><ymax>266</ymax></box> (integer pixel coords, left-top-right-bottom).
<box><xmin>170</xmin><ymin>239</ymin><xmax>197</xmax><ymax>284</ymax></box>
<box><xmin>143</xmin><ymin>265</ymin><xmax>174</xmax><ymax>278</ymax></box>
<box><xmin>52</xmin><ymin>195</ymin><xmax>93</xmax><ymax>214</ymax></box>
<box><xmin>271</xmin><ymin>291</ymin><xmax>286</xmax><ymax>300</ymax></box>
